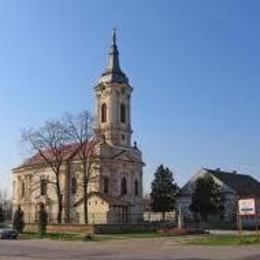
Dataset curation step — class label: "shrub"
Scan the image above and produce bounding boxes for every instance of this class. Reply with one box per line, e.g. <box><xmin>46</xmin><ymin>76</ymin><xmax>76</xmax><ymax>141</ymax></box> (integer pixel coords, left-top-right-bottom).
<box><xmin>0</xmin><ymin>206</ymin><xmax>5</xmax><ymax>223</ymax></box>
<box><xmin>13</xmin><ymin>205</ymin><xmax>25</xmax><ymax>233</ymax></box>
<box><xmin>38</xmin><ymin>204</ymin><xmax>48</xmax><ymax>236</ymax></box>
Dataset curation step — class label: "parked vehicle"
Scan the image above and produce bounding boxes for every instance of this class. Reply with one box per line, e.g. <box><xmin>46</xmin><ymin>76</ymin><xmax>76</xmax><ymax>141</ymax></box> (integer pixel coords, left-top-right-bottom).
<box><xmin>0</xmin><ymin>224</ymin><xmax>18</xmax><ymax>239</ymax></box>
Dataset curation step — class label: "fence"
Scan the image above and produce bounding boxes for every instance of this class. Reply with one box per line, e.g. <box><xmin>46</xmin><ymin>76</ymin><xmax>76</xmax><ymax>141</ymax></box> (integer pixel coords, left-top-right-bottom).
<box><xmin>24</xmin><ymin>212</ymin><xmax>177</xmax><ymax>226</ymax></box>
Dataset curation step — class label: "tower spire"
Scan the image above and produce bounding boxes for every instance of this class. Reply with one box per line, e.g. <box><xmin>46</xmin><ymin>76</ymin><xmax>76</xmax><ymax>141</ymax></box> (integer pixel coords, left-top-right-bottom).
<box><xmin>98</xmin><ymin>29</ymin><xmax>129</xmax><ymax>84</ymax></box>
<box><xmin>107</xmin><ymin>28</ymin><xmax>121</xmax><ymax>73</ymax></box>
<box><xmin>112</xmin><ymin>27</ymin><xmax>116</xmax><ymax>46</ymax></box>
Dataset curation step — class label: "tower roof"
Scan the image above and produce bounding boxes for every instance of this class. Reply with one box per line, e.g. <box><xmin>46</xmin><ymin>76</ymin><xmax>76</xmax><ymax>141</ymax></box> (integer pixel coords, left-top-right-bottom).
<box><xmin>98</xmin><ymin>29</ymin><xmax>129</xmax><ymax>84</ymax></box>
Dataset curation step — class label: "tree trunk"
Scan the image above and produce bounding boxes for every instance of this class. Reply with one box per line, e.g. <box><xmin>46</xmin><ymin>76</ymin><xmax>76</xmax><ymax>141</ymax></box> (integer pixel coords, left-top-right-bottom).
<box><xmin>83</xmin><ymin>161</ymin><xmax>88</xmax><ymax>224</ymax></box>
<box><xmin>57</xmin><ymin>197</ymin><xmax>63</xmax><ymax>224</ymax></box>
<box><xmin>84</xmin><ymin>191</ymin><xmax>88</xmax><ymax>224</ymax></box>
<box><xmin>63</xmin><ymin>161</ymin><xmax>71</xmax><ymax>223</ymax></box>
<box><xmin>83</xmin><ymin>180</ymin><xmax>88</xmax><ymax>224</ymax></box>
<box><xmin>56</xmin><ymin>176</ymin><xmax>63</xmax><ymax>224</ymax></box>
<box><xmin>162</xmin><ymin>211</ymin><xmax>165</xmax><ymax>222</ymax></box>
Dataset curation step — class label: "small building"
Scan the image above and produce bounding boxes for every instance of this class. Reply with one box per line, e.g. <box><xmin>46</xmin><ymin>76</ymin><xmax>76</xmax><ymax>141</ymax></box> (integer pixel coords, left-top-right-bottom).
<box><xmin>177</xmin><ymin>168</ymin><xmax>260</xmax><ymax>223</ymax></box>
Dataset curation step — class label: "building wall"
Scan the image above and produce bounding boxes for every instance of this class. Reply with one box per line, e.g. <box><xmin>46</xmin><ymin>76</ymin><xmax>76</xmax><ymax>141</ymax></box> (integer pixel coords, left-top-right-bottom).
<box><xmin>12</xmin><ymin>144</ymin><xmax>144</xmax><ymax>224</ymax></box>
<box><xmin>95</xmin><ymin>83</ymin><xmax>133</xmax><ymax>147</ymax></box>
<box><xmin>76</xmin><ymin>195</ymin><xmax>109</xmax><ymax>224</ymax></box>
<box><xmin>13</xmin><ymin>166</ymin><xmax>63</xmax><ymax>223</ymax></box>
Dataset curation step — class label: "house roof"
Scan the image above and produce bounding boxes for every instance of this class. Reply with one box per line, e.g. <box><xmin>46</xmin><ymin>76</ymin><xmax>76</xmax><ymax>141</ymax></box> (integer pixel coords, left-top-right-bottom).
<box><xmin>13</xmin><ymin>139</ymin><xmax>98</xmax><ymax>171</ymax></box>
<box><xmin>205</xmin><ymin>168</ymin><xmax>260</xmax><ymax>198</ymax></box>
<box><xmin>178</xmin><ymin>168</ymin><xmax>260</xmax><ymax>198</ymax></box>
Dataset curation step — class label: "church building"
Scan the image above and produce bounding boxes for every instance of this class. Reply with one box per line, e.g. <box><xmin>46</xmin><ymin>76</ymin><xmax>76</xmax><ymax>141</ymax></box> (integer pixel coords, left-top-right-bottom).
<box><xmin>12</xmin><ymin>31</ymin><xmax>145</xmax><ymax>224</ymax></box>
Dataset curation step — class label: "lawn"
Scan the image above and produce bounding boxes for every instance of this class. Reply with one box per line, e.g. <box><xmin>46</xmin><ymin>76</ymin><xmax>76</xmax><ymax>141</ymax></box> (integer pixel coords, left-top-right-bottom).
<box><xmin>18</xmin><ymin>231</ymin><xmax>160</xmax><ymax>241</ymax></box>
<box><xmin>19</xmin><ymin>231</ymin><xmax>260</xmax><ymax>245</ymax></box>
<box><xmin>188</xmin><ymin>234</ymin><xmax>260</xmax><ymax>246</ymax></box>
<box><xmin>19</xmin><ymin>232</ymin><xmax>92</xmax><ymax>241</ymax></box>
<box><xmin>95</xmin><ymin>231</ymin><xmax>160</xmax><ymax>241</ymax></box>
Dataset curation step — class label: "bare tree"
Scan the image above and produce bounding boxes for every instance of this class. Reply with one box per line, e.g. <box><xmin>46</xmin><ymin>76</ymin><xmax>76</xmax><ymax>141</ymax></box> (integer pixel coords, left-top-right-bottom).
<box><xmin>22</xmin><ymin>120</ymin><xmax>69</xmax><ymax>224</ymax></box>
<box><xmin>63</xmin><ymin>111</ymin><xmax>97</xmax><ymax>224</ymax></box>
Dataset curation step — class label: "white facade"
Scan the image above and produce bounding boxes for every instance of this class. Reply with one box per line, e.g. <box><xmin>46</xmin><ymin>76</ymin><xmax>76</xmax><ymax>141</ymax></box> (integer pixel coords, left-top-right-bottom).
<box><xmin>12</xmin><ymin>31</ymin><xmax>145</xmax><ymax>224</ymax></box>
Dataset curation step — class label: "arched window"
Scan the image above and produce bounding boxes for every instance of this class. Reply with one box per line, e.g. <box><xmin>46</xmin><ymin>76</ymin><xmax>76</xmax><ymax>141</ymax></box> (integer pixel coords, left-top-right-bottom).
<box><xmin>101</xmin><ymin>103</ymin><xmax>107</xmax><ymax>123</ymax></box>
<box><xmin>121</xmin><ymin>177</ymin><xmax>127</xmax><ymax>195</ymax></box>
<box><xmin>71</xmin><ymin>177</ymin><xmax>77</xmax><ymax>195</ymax></box>
<box><xmin>104</xmin><ymin>176</ymin><xmax>109</xmax><ymax>194</ymax></box>
<box><xmin>40</xmin><ymin>179</ymin><xmax>47</xmax><ymax>195</ymax></box>
<box><xmin>120</xmin><ymin>104</ymin><xmax>126</xmax><ymax>123</ymax></box>
<box><xmin>135</xmin><ymin>180</ymin><xmax>139</xmax><ymax>196</ymax></box>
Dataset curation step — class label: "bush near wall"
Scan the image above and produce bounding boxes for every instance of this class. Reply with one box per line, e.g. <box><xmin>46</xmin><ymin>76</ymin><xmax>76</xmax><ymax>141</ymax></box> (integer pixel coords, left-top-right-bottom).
<box><xmin>94</xmin><ymin>223</ymin><xmax>176</xmax><ymax>234</ymax></box>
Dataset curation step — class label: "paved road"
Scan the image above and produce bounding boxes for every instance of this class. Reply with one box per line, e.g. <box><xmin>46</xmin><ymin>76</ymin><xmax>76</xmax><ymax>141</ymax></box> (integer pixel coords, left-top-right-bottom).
<box><xmin>0</xmin><ymin>237</ymin><xmax>260</xmax><ymax>260</ymax></box>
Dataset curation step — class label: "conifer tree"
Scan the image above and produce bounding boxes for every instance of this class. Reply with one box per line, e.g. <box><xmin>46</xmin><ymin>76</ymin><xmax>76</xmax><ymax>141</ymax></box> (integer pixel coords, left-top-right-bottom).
<box><xmin>189</xmin><ymin>174</ymin><xmax>224</xmax><ymax>221</ymax></box>
<box><xmin>0</xmin><ymin>206</ymin><xmax>5</xmax><ymax>223</ymax></box>
<box><xmin>13</xmin><ymin>205</ymin><xmax>25</xmax><ymax>233</ymax></box>
<box><xmin>150</xmin><ymin>165</ymin><xmax>179</xmax><ymax>221</ymax></box>
<box><xmin>38</xmin><ymin>204</ymin><xmax>48</xmax><ymax>236</ymax></box>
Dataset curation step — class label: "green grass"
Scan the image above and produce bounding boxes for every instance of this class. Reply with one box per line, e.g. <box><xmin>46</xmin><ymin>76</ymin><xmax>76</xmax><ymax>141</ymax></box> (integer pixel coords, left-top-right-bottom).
<box><xmin>188</xmin><ymin>235</ymin><xmax>260</xmax><ymax>246</ymax></box>
<box><xmin>19</xmin><ymin>231</ymin><xmax>160</xmax><ymax>241</ymax></box>
<box><xmin>17</xmin><ymin>231</ymin><xmax>213</xmax><ymax>242</ymax></box>
<box><xmin>95</xmin><ymin>231</ymin><xmax>160</xmax><ymax>241</ymax></box>
<box><xmin>20</xmin><ymin>231</ymin><xmax>260</xmax><ymax>245</ymax></box>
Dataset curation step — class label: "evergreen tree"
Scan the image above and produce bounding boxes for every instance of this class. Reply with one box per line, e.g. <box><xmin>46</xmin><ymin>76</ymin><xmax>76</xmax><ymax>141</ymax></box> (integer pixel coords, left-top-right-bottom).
<box><xmin>150</xmin><ymin>165</ymin><xmax>179</xmax><ymax>221</ymax></box>
<box><xmin>0</xmin><ymin>206</ymin><xmax>5</xmax><ymax>223</ymax></box>
<box><xmin>189</xmin><ymin>174</ymin><xmax>224</xmax><ymax>221</ymax></box>
<box><xmin>38</xmin><ymin>204</ymin><xmax>48</xmax><ymax>236</ymax></box>
<box><xmin>13</xmin><ymin>205</ymin><xmax>25</xmax><ymax>233</ymax></box>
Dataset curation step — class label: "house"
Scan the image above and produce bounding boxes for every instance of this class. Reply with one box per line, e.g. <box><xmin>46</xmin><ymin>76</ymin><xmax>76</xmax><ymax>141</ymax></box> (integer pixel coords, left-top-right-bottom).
<box><xmin>177</xmin><ymin>168</ymin><xmax>260</xmax><ymax>223</ymax></box>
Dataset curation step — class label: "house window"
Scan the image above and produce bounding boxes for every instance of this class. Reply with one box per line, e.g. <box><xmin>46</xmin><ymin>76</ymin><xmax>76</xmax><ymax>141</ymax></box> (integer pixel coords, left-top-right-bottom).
<box><xmin>101</xmin><ymin>103</ymin><xmax>107</xmax><ymax>123</ymax></box>
<box><xmin>104</xmin><ymin>177</ymin><xmax>109</xmax><ymax>194</ymax></box>
<box><xmin>71</xmin><ymin>177</ymin><xmax>77</xmax><ymax>195</ymax></box>
<box><xmin>21</xmin><ymin>181</ymin><xmax>25</xmax><ymax>197</ymax></box>
<box><xmin>120</xmin><ymin>104</ymin><xmax>126</xmax><ymax>123</ymax></box>
<box><xmin>121</xmin><ymin>177</ymin><xmax>127</xmax><ymax>195</ymax></box>
<box><xmin>135</xmin><ymin>180</ymin><xmax>139</xmax><ymax>196</ymax></box>
<box><xmin>40</xmin><ymin>179</ymin><xmax>47</xmax><ymax>195</ymax></box>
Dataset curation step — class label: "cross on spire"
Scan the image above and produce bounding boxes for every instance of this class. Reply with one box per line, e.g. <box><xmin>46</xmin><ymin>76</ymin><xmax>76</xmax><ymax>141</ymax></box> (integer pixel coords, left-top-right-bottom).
<box><xmin>98</xmin><ymin>29</ymin><xmax>129</xmax><ymax>84</ymax></box>
<box><xmin>112</xmin><ymin>27</ymin><xmax>117</xmax><ymax>46</ymax></box>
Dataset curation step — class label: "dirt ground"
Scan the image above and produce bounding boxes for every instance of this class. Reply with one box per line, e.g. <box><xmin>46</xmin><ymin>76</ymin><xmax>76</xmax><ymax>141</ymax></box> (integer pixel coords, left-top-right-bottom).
<box><xmin>0</xmin><ymin>236</ymin><xmax>260</xmax><ymax>260</ymax></box>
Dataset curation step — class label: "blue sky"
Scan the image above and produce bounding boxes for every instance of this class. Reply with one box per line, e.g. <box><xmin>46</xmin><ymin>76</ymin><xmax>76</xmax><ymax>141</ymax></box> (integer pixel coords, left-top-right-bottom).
<box><xmin>0</xmin><ymin>0</ymin><xmax>260</xmax><ymax>195</ymax></box>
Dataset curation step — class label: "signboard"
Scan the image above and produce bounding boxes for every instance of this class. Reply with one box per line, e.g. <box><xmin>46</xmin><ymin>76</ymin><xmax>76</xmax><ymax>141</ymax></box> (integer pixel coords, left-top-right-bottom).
<box><xmin>238</xmin><ymin>198</ymin><xmax>256</xmax><ymax>216</ymax></box>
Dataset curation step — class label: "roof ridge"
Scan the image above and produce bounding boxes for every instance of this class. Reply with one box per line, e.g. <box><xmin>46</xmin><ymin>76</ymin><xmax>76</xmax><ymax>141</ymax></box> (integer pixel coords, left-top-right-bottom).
<box><xmin>204</xmin><ymin>167</ymin><xmax>250</xmax><ymax>177</ymax></box>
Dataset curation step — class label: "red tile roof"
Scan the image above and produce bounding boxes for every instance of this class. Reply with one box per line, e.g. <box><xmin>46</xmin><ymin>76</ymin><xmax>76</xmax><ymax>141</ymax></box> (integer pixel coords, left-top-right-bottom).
<box><xmin>13</xmin><ymin>139</ymin><xmax>99</xmax><ymax>171</ymax></box>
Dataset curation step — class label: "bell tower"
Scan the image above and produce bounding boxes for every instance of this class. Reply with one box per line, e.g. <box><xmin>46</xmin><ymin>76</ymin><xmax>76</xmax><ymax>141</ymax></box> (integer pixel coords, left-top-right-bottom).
<box><xmin>95</xmin><ymin>30</ymin><xmax>133</xmax><ymax>147</ymax></box>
